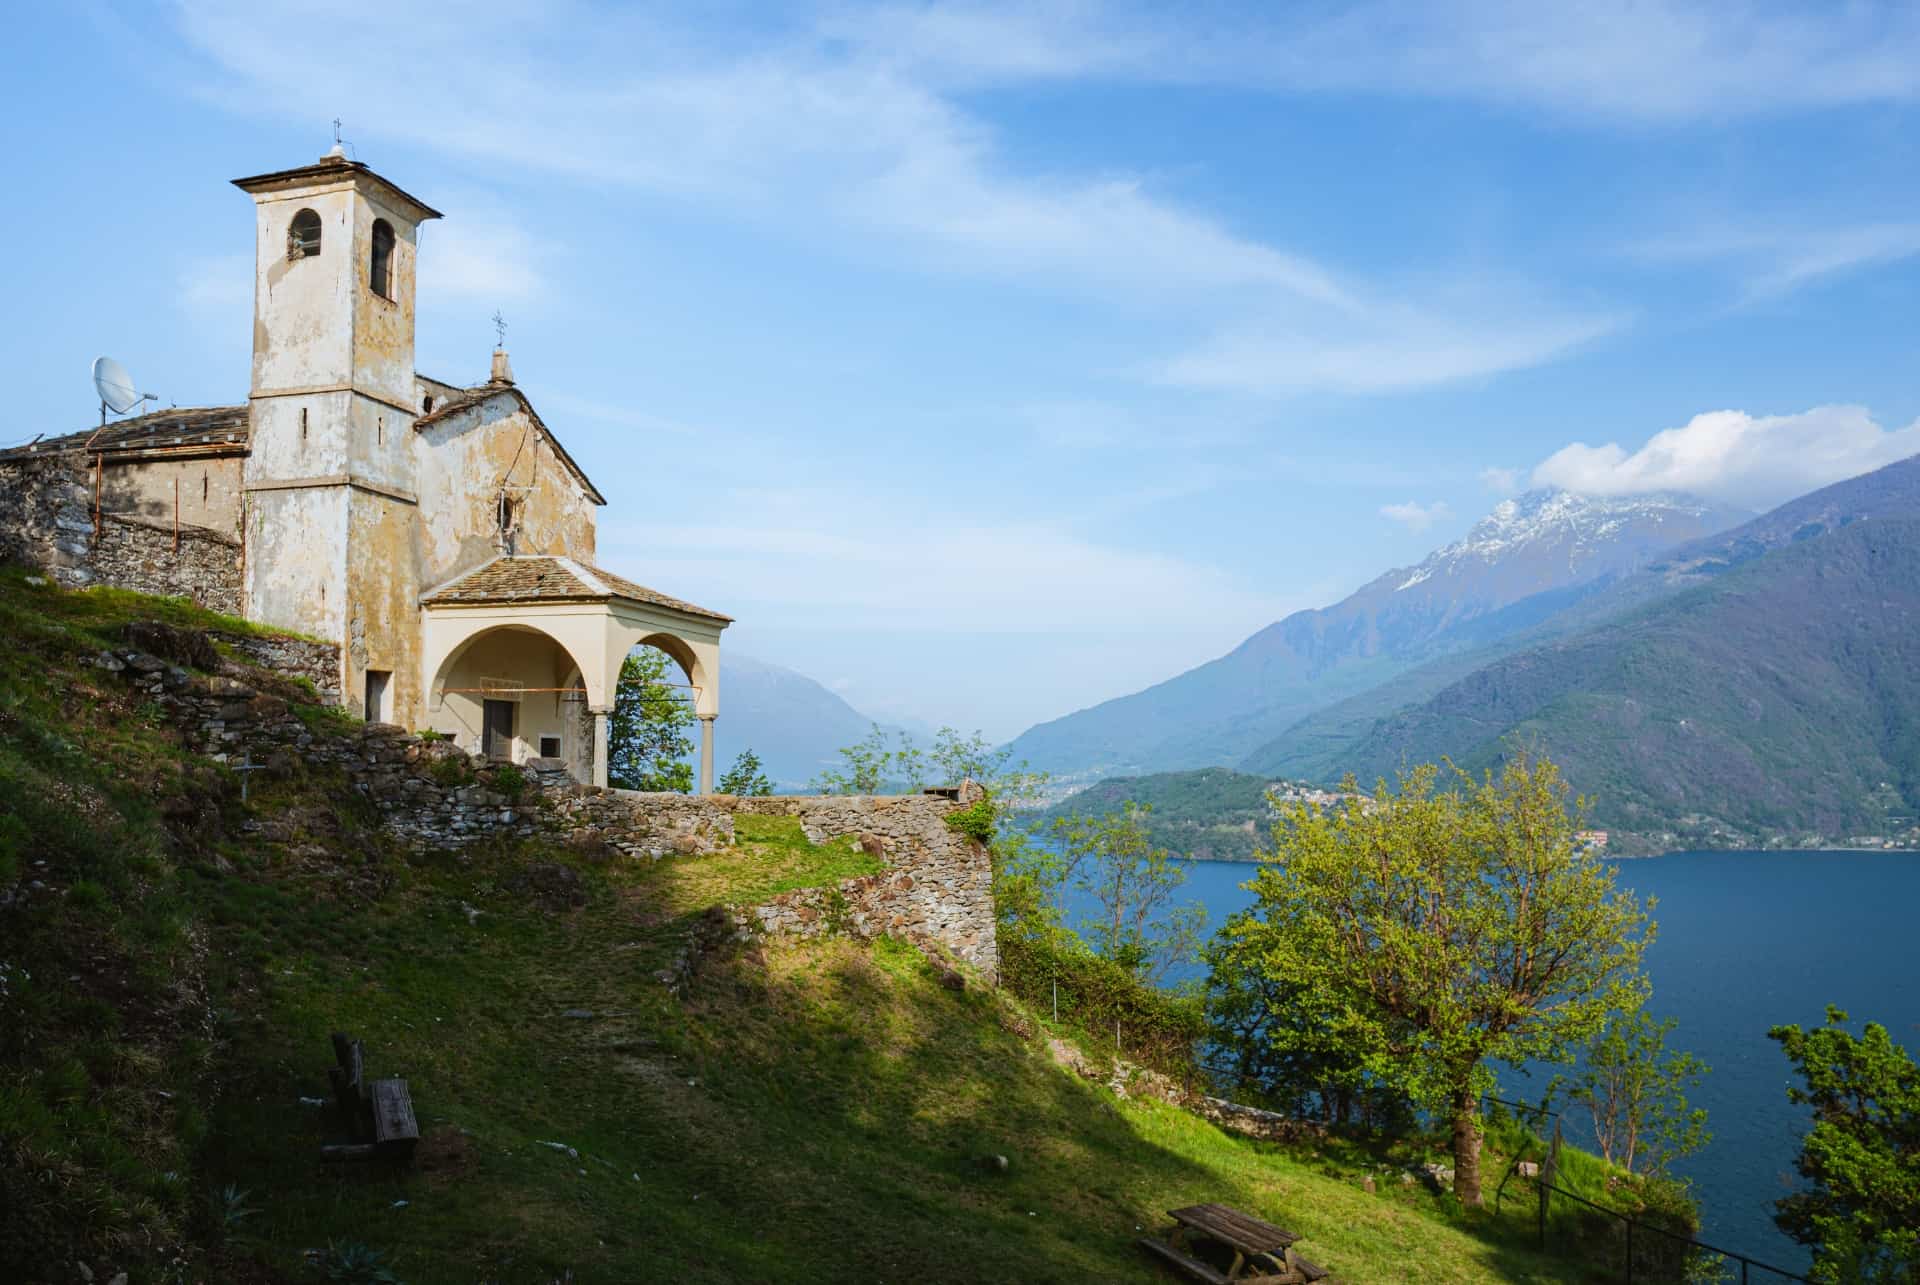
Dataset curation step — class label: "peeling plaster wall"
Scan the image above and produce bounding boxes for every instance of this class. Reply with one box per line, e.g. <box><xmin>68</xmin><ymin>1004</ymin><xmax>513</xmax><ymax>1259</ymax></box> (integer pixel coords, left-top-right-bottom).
<box><xmin>414</xmin><ymin>399</ymin><xmax>599</xmax><ymax>589</ymax></box>
<box><xmin>345</xmin><ymin>489</ymin><xmax>423</xmax><ymax>726</ymax></box>
<box><xmin>252</xmin><ymin>189</ymin><xmax>357</xmax><ymax>395</ymax></box>
<box><xmin>243</xmin><ymin>487</ymin><xmax>348</xmax><ymax>668</ymax></box>
<box><xmin>99</xmin><ymin>455</ymin><xmax>247</xmax><ymax>539</ymax></box>
<box><xmin>349</xmin><ymin>192</ymin><xmax>421</xmax><ymax>410</ymax></box>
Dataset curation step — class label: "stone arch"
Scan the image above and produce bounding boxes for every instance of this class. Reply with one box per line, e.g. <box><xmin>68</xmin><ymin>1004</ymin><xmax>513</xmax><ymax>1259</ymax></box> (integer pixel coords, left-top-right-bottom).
<box><xmin>426</xmin><ymin>622</ymin><xmax>598</xmax><ymax>773</ymax></box>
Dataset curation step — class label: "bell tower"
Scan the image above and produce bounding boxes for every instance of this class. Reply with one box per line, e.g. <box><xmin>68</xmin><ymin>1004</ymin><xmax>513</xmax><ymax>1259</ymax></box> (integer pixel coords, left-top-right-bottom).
<box><xmin>231</xmin><ymin>147</ymin><xmax>442</xmax><ymax>710</ymax></box>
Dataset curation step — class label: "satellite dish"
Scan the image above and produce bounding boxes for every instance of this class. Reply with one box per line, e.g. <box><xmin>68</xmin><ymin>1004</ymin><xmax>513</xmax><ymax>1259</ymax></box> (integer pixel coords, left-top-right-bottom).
<box><xmin>92</xmin><ymin>356</ymin><xmax>143</xmax><ymax>415</ymax></box>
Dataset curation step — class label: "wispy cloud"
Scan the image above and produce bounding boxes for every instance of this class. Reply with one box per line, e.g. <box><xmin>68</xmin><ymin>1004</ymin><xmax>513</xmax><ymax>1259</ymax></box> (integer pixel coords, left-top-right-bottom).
<box><xmin>1380</xmin><ymin>500</ymin><xmax>1450</xmax><ymax>531</ymax></box>
<box><xmin>597</xmin><ymin>483</ymin><xmax>1289</xmax><ymax>636</ymax></box>
<box><xmin>171</xmin><ymin>0</ymin><xmax>1611</xmax><ymax>395</ymax></box>
<box><xmin>1154</xmin><ymin>309</ymin><xmax>1622</xmax><ymax>396</ymax></box>
<box><xmin>420</xmin><ymin>215</ymin><xmax>549</xmax><ymax>303</ymax></box>
<box><xmin>1479</xmin><ymin>466</ymin><xmax>1521</xmax><ymax>494</ymax></box>
<box><xmin>829</xmin><ymin>1</ymin><xmax>1920</xmax><ymax>123</ymax></box>
<box><xmin>1533</xmin><ymin>404</ymin><xmax>1920</xmax><ymax>509</ymax></box>
<box><xmin>1634</xmin><ymin>220</ymin><xmax>1920</xmax><ymax>300</ymax></box>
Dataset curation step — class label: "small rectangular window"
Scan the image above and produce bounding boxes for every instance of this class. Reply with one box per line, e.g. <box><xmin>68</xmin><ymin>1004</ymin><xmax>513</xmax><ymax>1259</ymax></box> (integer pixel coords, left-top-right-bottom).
<box><xmin>538</xmin><ymin>735</ymin><xmax>561</xmax><ymax>758</ymax></box>
<box><xmin>301</xmin><ymin>407</ymin><xmax>308</xmax><ymax>443</ymax></box>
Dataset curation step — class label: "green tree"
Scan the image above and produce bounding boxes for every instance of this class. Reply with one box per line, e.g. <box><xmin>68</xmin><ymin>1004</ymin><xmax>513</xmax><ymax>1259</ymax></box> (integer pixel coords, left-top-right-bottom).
<box><xmin>607</xmin><ymin>648</ymin><xmax>694</xmax><ymax>792</ymax></box>
<box><xmin>1769</xmin><ymin>1006</ymin><xmax>1920</xmax><ymax>1283</ymax></box>
<box><xmin>1227</xmin><ymin>756</ymin><xmax>1651</xmax><ymax>1206</ymax></box>
<box><xmin>1051</xmin><ymin>802</ymin><xmax>1206</xmax><ymax>984</ymax></box>
<box><xmin>814</xmin><ymin>724</ymin><xmax>894</xmax><ymax>794</ymax></box>
<box><xmin>1205</xmin><ymin>916</ymin><xmax>1412</xmax><ymax>1129</ymax></box>
<box><xmin>717</xmin><ymin>748</ymin><xmax>773</xmax><ymax>796</ymax></box>
<box><xmin>1560</xmin><ymin>1009</ymin><xmax>1710</xmax><ymax>1176</ymax></box>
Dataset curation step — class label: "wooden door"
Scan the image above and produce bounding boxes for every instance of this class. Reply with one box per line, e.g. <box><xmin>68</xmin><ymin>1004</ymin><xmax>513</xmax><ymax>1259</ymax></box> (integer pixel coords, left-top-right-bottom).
<box><xmin>482</xmin><ymin>699</ymin><xmax>516</xmax><ymax>759</ymax></box>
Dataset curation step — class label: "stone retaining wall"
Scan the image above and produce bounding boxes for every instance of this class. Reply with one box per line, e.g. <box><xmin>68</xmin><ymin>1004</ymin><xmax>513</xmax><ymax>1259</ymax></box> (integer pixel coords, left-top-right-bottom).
<box><xmin>215</xmin><ymin>632</ymin><xmax>342</xmax><ymax>706</ymax></box>
<box><xmin>547</xmin><ymin>788</ymin><xmax>996</xmax><ymax>976</ymax></box>
<box><xmin>103</xmin><ymin>637</ymin><xmax>996</xmax><ymax>977</ymax></box>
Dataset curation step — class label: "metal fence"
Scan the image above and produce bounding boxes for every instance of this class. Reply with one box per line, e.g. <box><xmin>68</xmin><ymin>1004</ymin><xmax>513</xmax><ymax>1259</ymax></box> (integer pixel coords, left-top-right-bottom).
<box><xmin>1484</xmin><ymin>1095</ymin><xmax>1808</xmax><ymax>1284</ymax></box>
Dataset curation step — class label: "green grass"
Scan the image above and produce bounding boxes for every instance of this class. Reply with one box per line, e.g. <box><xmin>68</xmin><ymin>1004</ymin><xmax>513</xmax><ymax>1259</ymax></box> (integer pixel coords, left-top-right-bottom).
<box><xmin>0</xmin><ymin>567</ymin><xmax>1635</xmax><ymax>1283</ymax></box>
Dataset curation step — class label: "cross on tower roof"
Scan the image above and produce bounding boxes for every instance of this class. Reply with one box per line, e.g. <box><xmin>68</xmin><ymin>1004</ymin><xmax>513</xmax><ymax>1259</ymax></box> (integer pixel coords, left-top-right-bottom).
<box><xmin>492</xmin><ymin>310</ymin><xmax>508</xmax><ymax>348</ymax></box>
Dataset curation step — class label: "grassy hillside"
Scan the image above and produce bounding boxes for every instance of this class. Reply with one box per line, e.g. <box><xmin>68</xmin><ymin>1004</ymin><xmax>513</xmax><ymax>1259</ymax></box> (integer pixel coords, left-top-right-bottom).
<box><xmin>1340</xmin><ymin>520</ymin><xmax>1920</xmax><ymax>851</ymax></box>
<box><xmin>2</xmin><ymin>567</ymin><xmax>1628</xmax><ymax>1283</ymax></box>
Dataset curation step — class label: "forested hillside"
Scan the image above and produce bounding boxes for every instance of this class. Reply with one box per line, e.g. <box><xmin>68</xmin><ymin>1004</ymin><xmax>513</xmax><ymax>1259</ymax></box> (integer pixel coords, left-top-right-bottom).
<box><xmin>1340</xmin><ymin>519</ymin><xmax>1920</xmax><ymax>852</ymax></box>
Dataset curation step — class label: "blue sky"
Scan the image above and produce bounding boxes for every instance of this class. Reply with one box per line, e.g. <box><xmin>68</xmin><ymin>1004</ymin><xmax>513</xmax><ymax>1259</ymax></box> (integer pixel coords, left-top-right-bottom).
<box><xmin>6</xmin><ymin>2</ymin><xmax>1920</xmax><ymax>738</ymax></box>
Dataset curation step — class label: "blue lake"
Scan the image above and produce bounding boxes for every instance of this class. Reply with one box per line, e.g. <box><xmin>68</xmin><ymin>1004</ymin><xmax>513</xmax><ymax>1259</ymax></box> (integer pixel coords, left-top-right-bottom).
<box><xmin>1060</xmin><ymin>850</ymin><xmax>1920</xmax><ymax>1275</ymax></box>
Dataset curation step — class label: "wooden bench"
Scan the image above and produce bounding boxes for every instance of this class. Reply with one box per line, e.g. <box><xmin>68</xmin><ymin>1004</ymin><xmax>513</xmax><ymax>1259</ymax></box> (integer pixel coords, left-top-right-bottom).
<box><xmin>1138</xmin><ymin>1235</ymin><xmax>1231</xmax><ymax>1285</ymax></box>
<box><xmin>319</xmin><ymin>1032</ymin><xmax>418</xmax><ymax>1165</ymax></box>
<box><xmin>1139</xmin><ymin>1203</ymin><xmax>1333</xmax><ymax>1284</ymax></box>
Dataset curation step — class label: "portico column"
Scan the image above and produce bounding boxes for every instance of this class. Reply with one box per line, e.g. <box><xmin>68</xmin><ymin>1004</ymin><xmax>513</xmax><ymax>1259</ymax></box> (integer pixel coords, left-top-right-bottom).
<box><xmin>590</xmin><ymin>706</ymin><xmax>611</xmax><ymax>789</ymax></box>
<box><xmin>698</xmin><ymin>714</ymin><xmax>716</xmax><ymax>795</ymax></box>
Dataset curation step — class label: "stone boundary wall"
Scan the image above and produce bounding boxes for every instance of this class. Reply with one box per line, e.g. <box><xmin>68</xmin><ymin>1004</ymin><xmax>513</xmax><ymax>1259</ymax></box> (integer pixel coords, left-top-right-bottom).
<box><xmin>552</xmin><ymin>789</ymin><xmax>996</xmax><ymax>977</ymax></box>
<box><xmin>215</xmin><ymin>632</ymin><xmax>341</xmax><ymax>706</ymax></box>
<box><xmin>102</xmin><ymin>638</ymin><xmax>996</xmax><ymax>977</ymax></box>
<box><xmin>0</xmin><ymin>450</ymin><xmax>244</xmax><ymax>613</ymax></box>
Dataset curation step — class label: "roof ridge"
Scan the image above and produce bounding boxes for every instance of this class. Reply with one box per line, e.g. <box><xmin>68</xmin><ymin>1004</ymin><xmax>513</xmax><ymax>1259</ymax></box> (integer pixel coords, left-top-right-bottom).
<box><xmin>555</xmin><ymin>556</ymin><xmax>608</xmax><ymax>595</ymax></box>
<box><xmin>418</xmin><ymin>554</ymin><xmax>505</xmax><ymax>601</ymax></box>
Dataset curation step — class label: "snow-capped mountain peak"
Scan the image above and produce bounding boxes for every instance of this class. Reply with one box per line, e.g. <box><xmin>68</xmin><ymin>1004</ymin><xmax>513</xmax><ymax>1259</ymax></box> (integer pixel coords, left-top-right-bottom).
<box><xmin>1391</xmin><ymin>489</ymin><xmax>1734</xmax><ymax>594</ymax></box>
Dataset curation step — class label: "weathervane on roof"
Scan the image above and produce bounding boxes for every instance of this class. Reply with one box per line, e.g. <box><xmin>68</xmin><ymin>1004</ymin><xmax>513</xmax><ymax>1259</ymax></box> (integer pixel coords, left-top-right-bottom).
<box><xmin>332</xmin><ymin>117</ymin><xmax>343</xmax><ymax>146</ymax></box>
<box><xmin>492</xmin><ymin>310</ymin><xmax>508</xmax><ymax>349</ymax></box>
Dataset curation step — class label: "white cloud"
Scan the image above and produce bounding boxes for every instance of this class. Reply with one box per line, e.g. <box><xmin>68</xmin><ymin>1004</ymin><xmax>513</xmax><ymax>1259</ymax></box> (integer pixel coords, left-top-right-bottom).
<box><xmin>170</xmin><ymin>0</ymin><xmax>1606</xmax><ymax>395</ymax></box>
<box><xmin>1380</xmin><ymin>500</ymin><xmax>1450</xmax><ymax>531</ymax></box>
<box><xmin>834</xmin><ymin>0</ymin><xmax>1920</xmax><ymax>123</ymax></box>
<box><xmin>1533</xmin><ymin>405</ymin><xmax>1920</xmax><ymax>510</ymax></box>
<box><xmin>419</xmin><ymin>216</ymin><xmax>548</xmax><ymax>302</ymax></box>
<box><xmin>1155</xmin><ymin>310</ymin><xmax>1621</xmax><ymax>396</ymax></box>
<box><xmin>598</xmin><ymin>492</ymin><xmax>1289</xmax><ymax>636</ymax></box>
<box><xmin>1633</xmin><ymin>221</ymin><xmax>1920</xmax><ymax>300</ymax></box>
<box><xmin>1480</xmin><ymin>466</ymin><xmax>1521</xmax><ymax>494</ymax></box>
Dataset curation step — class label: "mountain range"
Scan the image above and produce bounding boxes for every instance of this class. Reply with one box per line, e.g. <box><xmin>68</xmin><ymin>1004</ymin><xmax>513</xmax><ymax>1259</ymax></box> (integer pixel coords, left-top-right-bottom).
<box><xmin>708</xmin><ymin>653</ymin><xmax>898</xmax><ymax>791</ymax></box>
<box><xmin>1035</xmin><ymin>454</ymin><xmax>1920</xmax><ymax>854</ymax></box>
<box><xmin>1004</xmin><ymin>488</ymin><xmax>1749</xmax><ymax>781</ymax></box>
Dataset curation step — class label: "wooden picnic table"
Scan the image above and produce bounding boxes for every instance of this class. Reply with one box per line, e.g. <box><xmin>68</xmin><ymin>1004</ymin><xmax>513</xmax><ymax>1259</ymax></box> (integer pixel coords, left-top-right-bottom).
<box><xmin>1138</xmin><ymin>1203</ymin><xmax>1330</xmax><ymax>1284</ymax></box>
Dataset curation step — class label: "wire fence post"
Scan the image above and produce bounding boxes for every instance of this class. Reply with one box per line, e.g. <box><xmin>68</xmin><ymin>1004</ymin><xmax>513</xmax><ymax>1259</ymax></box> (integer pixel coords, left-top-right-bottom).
<box><xmin>1540</xmin><ymin>1117</ymin><xmax>1561</xmax><ymax>1251</ymax></box>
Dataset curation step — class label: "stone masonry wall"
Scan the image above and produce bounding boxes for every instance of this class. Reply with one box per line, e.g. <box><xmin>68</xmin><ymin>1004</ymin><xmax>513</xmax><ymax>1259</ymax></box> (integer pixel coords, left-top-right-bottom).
<box><xmin>102</xmin><ymin>637</ymin><xmax>996</xmax><ymax>977</ymax></box>
<box><xmin>553</xmin><ymin>788</ymin><xmax>997</xmax><ymax>976</ymax></box>
<box><xmin>1</xmin><ymin>450</ymin><xmax>245</xmax><ymax>613</ymax></box>
<box><xmin>215</xmin><ymin>632</ymin><xmax>342</xmax><ymax>706</ymax></box>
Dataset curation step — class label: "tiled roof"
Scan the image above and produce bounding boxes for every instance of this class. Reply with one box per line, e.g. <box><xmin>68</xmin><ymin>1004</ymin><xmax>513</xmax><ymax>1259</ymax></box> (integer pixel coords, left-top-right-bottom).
<box><xmin>421</xmin><ymin>555</ymin><xmax>731</xmax><ymax>622</ymax></box>
<box><xmin>0</xmin><ymin>406</ymin><xmax>249</xmax><ymax>460</ymax></box>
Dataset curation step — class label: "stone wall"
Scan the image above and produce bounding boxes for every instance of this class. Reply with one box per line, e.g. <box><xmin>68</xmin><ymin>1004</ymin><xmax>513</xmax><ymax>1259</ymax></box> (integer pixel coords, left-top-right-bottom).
<box><xmin>215</xmin><ymin>632</ymin><xmax>342</xmax><ymax>706</ymax></box>
<box><xmin>0</xmin><ymin>450</ymin><xmax>245</xmax><ymax>613</ymax></box>
<box><xmin>104</xmin><ymin>638</ymin><xmax>996</xmax><ymax>977</ymax></box>
<box><xmin>551</xmin><ymin>788</ymin><xmax>997</xmax><ymax>976</ymax></box>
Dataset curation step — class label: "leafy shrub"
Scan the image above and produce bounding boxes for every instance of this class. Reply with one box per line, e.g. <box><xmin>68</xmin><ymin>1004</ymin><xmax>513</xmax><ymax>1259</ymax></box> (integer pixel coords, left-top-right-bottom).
<box><xmin>491</xmin><ymin>763</ymin><xmax>527</xmax><ymax>800</ymax></box>
<box><xmin>944</xmin><ymin>798</ymin><xmax>994</xmax><ymax>844</ymax></box>
<box><xmin>999</xmin><ymin>931</ymin><xmax>1205</xmax><ymax>1078</ymax></box>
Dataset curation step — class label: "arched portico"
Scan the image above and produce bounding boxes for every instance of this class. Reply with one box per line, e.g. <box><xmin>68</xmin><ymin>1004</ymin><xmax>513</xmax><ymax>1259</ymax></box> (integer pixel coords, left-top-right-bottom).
<box><xmin>420</xmin><ymin>555</ymin><xmax>731</xmax><ymax>789</ymax></box>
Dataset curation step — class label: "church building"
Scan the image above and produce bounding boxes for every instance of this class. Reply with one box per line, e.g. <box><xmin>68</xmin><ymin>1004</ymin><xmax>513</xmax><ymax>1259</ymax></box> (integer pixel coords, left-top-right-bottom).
<box><xmin>0</xmin><ymin>145</ymin><xmax>729</xmax><ymax>790</ymax></box>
